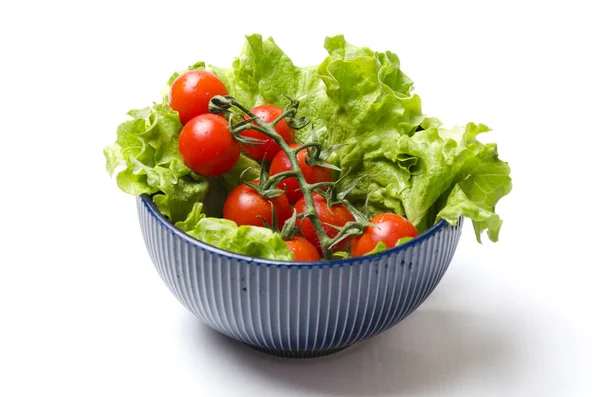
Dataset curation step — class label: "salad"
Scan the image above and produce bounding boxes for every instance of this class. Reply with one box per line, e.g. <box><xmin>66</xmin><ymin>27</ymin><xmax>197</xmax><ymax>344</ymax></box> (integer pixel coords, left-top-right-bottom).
<box><xmin>104</xmin><ymin>35</ymin><xmax>512</xmax><ymax>261</ymax></box>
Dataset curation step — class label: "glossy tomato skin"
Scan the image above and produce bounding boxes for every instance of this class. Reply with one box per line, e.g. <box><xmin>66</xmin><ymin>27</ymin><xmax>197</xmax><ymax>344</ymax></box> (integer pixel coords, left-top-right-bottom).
<box><xmin>169</xmin><ymin>69</ymin><xmax>228</xmax><ymax>125</ymax></box>
<box><xmin>269</xmin><ymin>144</ymin><xmax>333</xmax><ymax>204</ymax></box>
<box><xmin>294</xmin><ymin>193</ymin><xmax>355</xmax><ymax>253</ymax></box>
<box><xmin>178</xmin><ymin>114</ymin><xmax>240</xmax><ymax>177</ymax></box>
<box><xmin>284</xmin><ymin>236</ymin><xmax>321</xmax><ymax>261</ymax></box>
<box><xmin>223</xmin><ymin>181</ymin><xmax>292</xmax><ymax>230</ymax></box>
<box><xmin>240</xmin><ymin>105</ymin><xmax>295</xmax><ymax>162</ymax></box>
<box><xmin>351</xmin><ymin>213</ymin><xmax>418</xmax><ymax>257</ymax></box>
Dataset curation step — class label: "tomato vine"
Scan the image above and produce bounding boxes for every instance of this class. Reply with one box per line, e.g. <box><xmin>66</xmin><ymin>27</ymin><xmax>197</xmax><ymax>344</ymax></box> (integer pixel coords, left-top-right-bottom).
<box><xmin>210</xmin><ymin>95</ymin><xmax>367</xmax><ymax>259</ymax></box>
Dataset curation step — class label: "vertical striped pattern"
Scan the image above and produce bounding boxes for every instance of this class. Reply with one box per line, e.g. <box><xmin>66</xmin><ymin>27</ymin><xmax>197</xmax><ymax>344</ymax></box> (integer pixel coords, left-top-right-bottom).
<box><xmin>137</xmin><ymin>197</ymin><xmax>463</xmax><ymax>358</ymax></box>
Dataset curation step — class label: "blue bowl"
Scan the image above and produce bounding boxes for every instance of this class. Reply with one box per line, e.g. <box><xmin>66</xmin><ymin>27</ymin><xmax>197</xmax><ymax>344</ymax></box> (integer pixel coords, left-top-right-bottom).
<box><xmin>137</xmin><ymin>195</ymin><xmax>463</xmax><ymax>358</ymax></box>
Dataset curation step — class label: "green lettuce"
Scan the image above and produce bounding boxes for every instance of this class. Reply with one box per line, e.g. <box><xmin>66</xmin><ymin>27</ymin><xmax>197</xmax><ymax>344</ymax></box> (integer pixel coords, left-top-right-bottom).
<box><xmin>316</xmin><ymin>36</ymin><xmax>425</xmax><ymax>218</ymax></box>
<box><xmin>313</xmin><ymin>37</ymin><xmax>510</xmax><ymax>241</ymax></box>
<box><xmin>366</xmin><ymin>237</ymin><xmax>415</xmax><ymax>256</ymax></box>
<box><xmin>221</xmin><ymin>153</ymin><xmax>261</xmax><ymax>191</ymax></box>
<box><xmin>106</xmin><ymin>34</ymin><xmax>512</xmax><ymax>257</ymax></box>
<box><xmin>103</xmin><ymin>104</ymin><xmax>209</xmax><ymax>222</ymax></box>
<box><xmin>436</xmin><ymin>140</ymin><xmax>512</xmax><ymax>242</ymax></box>
<box><xmin>176</xmin><ymin>203</ymin><xmax>293</xmax><ymax>260</ymax></box>
<box><xmin>104</xmin><ymin>103</ymin><xmax>290</xmax><ymax>260</ymax></box>
<box><xmin>211</xmin><ymin>34</ymin><xmax>328</xmax><ymax>144</ymax></box>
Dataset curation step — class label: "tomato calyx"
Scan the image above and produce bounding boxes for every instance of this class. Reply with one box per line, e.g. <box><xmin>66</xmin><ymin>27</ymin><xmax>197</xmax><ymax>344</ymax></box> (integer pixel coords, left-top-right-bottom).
<box><xmin>256</xmin><ymin>200</ymin><xmax>279</xmax><ymax>232</ymax></box>
<box><xmin>241</xmin><ymin>160</ymin><xmax>286</xmax><ymax>200</ymax></box>
<box><xmin>280</xmin><ymin>95</ymin><xmax>311</xmax><ymax>130</ymax></box>
<box><xmin>209</xmin><ymin>95</ymin><xmax>310</xmax><ymax>147</ymax></box>
<box><xmin>254</xmin><ymin>186</ymin><xmax>308</xmax><ymax>244</ymax></box>
<box><xmin>279</xmin><ymin>209</ymin><xmax>306</xmax><ymax>240</ymax></box>
<box><xmin>320</xmin><ymin>217</ymin><xmax>368</xmax><ymax>251</ymax></box>
<box><xmin>207</xmin><ymin>96</ymin><xmax>266</xmax><ymax>147</ymax></box>
<box><xmin>315</xmin><ymin>169</ymin><xmax>371</xmax><ymax>224</ymax></box>
<box><xmin>307</xmin><ymin>172</ymin><xmax>374</xmax><ymax>251</ymax></box>
<box><xmin>301</xmin><ymin>128</ymin><xmax>344</xmax><ymax>172</ymax></box>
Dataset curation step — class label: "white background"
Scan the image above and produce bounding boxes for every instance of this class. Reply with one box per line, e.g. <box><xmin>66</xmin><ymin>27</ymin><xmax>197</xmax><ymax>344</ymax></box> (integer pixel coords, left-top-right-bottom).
<box><xmin>1</xmin><ymin>0</ymin><xmax>599</xmax><ymax>396</ymax></box>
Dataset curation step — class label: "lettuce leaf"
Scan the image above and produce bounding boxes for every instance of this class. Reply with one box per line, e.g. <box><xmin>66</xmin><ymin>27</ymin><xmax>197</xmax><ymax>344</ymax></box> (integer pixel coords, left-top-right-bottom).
<box><xmin>103</xmin><ymin>104</ymin><xmax>209</xmax><ymax>222</ymax></box>
<box><xmin>221</xmin><ymin>153</ymin><xmax>261</xmax><ymax>191</ymax></box>
<box><xmin>318</xmin><ymin>35</ymin><xmax>422</xmax><ymax>144</ymax></box>
<box><xmin>436</xmin><ymin>141</ymin><xmax>512</xmax><ymax>242</ymax></box>
<box><xmin>176</xmin><ymin>203</ymin><xmax>293</xmax><ymax>260</ymax></box>
<box><xmin>313</xmin><ymin>37</ymin><xmax>511</xmax><ymax>241</ymax></box>
<box><xmin>366</xmin><ymin>237</ymin><xmax>415</xmax><ymax>256</ymax></box>
<box><xmin>104</xmin><ymin>102</ymin><xmax>291</xmax><ymax>259</ymax></box>
<box><xmin>316</xmin><ymin>36</ymin><xmax>424</xmax><ymax>217</ymax></box>
<box><xmin>212</xmin><ymin>34</ymin><xmax>329</xmax><ymax>144</ymax></box>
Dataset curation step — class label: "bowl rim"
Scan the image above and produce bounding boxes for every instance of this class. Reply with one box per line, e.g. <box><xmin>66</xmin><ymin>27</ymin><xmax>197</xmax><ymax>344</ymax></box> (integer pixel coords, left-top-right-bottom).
<box><xmin>139</xmin><ymin>194</ymin><xmax>452</xmax><ymax>268</ymax></box>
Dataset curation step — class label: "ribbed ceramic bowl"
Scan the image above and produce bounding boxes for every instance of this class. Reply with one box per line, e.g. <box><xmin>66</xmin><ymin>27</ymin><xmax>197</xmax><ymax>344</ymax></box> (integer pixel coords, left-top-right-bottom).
<box><xmin>137</xmin><ymin>194</ymin><xmax>463</xmax><ymax>358</ymax></box>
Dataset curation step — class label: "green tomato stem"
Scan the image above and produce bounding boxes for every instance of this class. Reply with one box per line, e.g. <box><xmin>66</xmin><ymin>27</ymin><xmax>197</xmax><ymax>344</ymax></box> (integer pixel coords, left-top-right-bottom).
<box><xmin>228</xmin><ymin>98</ymin><xmax>336</xmax><ymax>259</ymax></box>
<box><xmin>271</xmin><ymin>108</ymin><xmax>296</xmax><ymax>126</ymax></box>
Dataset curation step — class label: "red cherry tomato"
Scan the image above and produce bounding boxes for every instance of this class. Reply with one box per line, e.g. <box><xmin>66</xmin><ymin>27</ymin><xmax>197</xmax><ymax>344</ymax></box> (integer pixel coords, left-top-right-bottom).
<box><xmin>178</xmin><ymin>114</ymin><xmax>240</xmax><ymax>177</ymax></box>
<box><xmin>351</xmin><ymin>213</ymin><xmax>418</xmax><ymax>257</ymax></box>
<box><xmin>284</xmin><ymin>236</ymin><xmax>321</xmax><ymax>261</ymax></box>
<box><xmin>240</xmin><ymin>104</ymin><xmax>295</xmax><ymax>162</ymax></box>
<box><xmin>294</xmin><ymin>193</ymin><xmax>355</xmax><ymax>253</ymax></box>
<box><xmin>269</xmin><ymin>144</ymin><xmax>333</xmax><ymax>204</ymax></box>
<box><xmin>169</xmin><ymin>69</ymin><xmax>228</xmax><ymax>125</ymax></box>
<box><xmin>223</xmin><ymin>181</ymin><xmax>292</xmax><ymax>230</ymax></box>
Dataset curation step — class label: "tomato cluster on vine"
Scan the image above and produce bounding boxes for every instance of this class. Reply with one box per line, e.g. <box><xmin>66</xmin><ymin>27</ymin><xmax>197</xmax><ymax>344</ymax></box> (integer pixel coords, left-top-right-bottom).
<box><xmin>169</xmin><ymin>69</ymin><xmax>419</xmax><ymax>261</ymax></box>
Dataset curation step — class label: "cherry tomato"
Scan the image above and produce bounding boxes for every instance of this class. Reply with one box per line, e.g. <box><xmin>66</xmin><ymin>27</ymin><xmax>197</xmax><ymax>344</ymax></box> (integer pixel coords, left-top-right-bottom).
<box><xmin>351</xmin><ymin>213</ymin><xmax>418</xmax><ymax>257</ymax></box>
<box><xmin>178</xmin><ymin>114</ymin><xmax>240</xmax><ymax>177</ymax></box>
<box><xmin>294</xmin><ymin>193</ymin><xmax>355</xmax><ymax>253</ymax></box>
<box><xmin>169</xmin><ymin>69</ymin><xmax>228</xmax><ymax>125</ymax></box>
<box><xmin>284</xmin><ymin>236</ymin><xmax>321</xmax><ymax>261</ymax></box>
<box><xmin>240</xmin><ymin>104</ymin><xmax>295</xmax><ymax>162</ymax></box>
<box><xmin>269</xmin><ymin>144</ymin><xmax>333</xmax><ymax>204</ymax></box>
<box><xmin>223</xmin><ymin>181</ymin><xmax>292</xmax><ymax>230</ymax></box>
